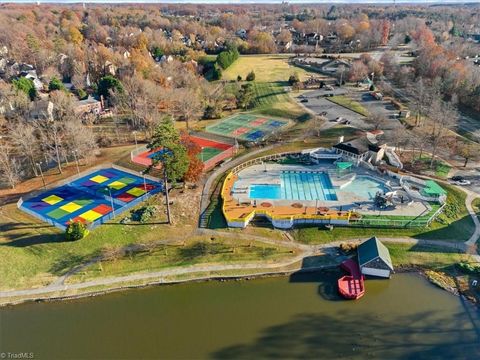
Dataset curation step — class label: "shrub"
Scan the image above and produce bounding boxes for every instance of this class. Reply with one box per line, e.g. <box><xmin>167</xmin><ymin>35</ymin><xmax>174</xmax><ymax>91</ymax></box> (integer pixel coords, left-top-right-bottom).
<box><xmin>97</xmin><ymin>75</ymin><xmax>123</xmax><ymax>99</ymax></box>
<box><xmin>12</xmin><ymin>77</ymin><xmax>37</xmax><ymax>100</ymax></box>
<box><xmin>48</xmin><ymin>77</ymin><xmax>65</xmax><ymax>92</ymax></box>
<box><xmin>65</xmin><ymin>220</ymin><xmax>89</xmax><ymax>241</ymax></box>
<box><xmin>339</xmin><ymin>242</ymin><xmax>358</xmax><ymax>254</ymax></box>
<box><xmin>288</xmin><ymin>73</ymin><xmax>300</xmax><ymax>85</ymax></box>
<box><xmin>130</xmin><ymin>205</ymin><xmax>157</xmax><ymax>223</ymax></box>
<box><xmin>76</xmin><ymin>88</ymin><xmax>88</xmax><ymax>100</ymax></box>
<box><xmin>237</xmin><ymin>75</ymin><xmax>242</xmax><ymax>81</ymax></box>
<box><xmin>246</xmin><ymin>71</ymin><xmax>256</xmax><ymax>81</ymax></box>
<box><xmin>456</xmin><ymin>262</ymin><xmax>480</xmax><ymax>274</ymax></box>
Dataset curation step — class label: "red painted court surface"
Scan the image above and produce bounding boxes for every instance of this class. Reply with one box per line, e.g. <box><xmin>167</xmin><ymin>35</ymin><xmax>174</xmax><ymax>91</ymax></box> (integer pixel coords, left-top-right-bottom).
<box><xmin>132</xmin><ymin>135</ymin><xmax>235</xmax><ymax>171</ymax></box>
<box><xmin>338</xmin><ymin>259</ymin><xmax>365</xmax><ymax>300</ymax></box>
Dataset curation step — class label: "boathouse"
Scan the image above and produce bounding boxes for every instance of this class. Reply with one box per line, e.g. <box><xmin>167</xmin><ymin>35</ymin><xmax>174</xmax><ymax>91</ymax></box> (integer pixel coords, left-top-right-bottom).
<box><xmin>358</xmin><ymin>237</ymin><xmax>394</xmax><ymax>278</ymax></box>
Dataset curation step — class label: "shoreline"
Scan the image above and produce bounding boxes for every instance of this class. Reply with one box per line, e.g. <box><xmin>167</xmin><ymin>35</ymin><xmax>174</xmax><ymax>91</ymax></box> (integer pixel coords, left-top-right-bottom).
<box><xmin>2</xmin><ymin>264</ymin><xmax>476</xmax><ymax>308</ymax></box>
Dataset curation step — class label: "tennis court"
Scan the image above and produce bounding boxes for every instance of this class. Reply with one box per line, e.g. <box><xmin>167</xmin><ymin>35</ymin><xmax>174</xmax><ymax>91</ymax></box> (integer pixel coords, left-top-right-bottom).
<box><xmin>205</xmin><ymin>113</ymin><xmax>288</xmax><ymax>141</ymax></box>
<box><xmin>131</xmin><ymin>134</ymin><xmax>235</xmax><ymax>171</ymax></box>
<box><xmin>19</xmin><ymin>167</ymin><xmax>162</xmax><ymax>231</ymax></box>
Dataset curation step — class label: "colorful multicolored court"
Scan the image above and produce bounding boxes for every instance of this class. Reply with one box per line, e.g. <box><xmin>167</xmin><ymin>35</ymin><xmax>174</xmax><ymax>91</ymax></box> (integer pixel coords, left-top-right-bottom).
<box><xmin>18</xmin><ymin>167</ymin><xmax>162</xmax><ymax>231</ymax></box>
<box><xmin>131</xmin><ymin>134</ymin><xmax>236</xmax><ymax>171</ymax></box>
<box><xmin>205</xmin><ymin>113</ymin><xmax>288</xmax><ymax>142</ymax></box>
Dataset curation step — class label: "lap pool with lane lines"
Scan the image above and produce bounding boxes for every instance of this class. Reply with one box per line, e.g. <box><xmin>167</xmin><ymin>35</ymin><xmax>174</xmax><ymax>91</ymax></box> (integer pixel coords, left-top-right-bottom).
<box><xmin>249</xmin><ymin>171</ymin><xmax>338</xmax><ymax>201</ymax></box>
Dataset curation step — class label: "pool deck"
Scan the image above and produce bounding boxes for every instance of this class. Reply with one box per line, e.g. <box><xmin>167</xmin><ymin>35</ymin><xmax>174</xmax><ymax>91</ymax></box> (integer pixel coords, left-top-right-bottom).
<box><xmin>231</xmin><ymin>163</ymin><xmax>429</xmax><ymax>218</ymax></box>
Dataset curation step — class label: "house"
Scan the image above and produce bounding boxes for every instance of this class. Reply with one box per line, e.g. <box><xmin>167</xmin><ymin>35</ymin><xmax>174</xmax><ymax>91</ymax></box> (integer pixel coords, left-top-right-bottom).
<box><xmin>20</xmin><ymin>70</ymin><xmax>44</xmax><ymax>91</ymax></box>
<box><xmin>75</xmin><ymin>96</ymin><xmax>103</xmax><ymax>118</ymax></box>
<box><xmin>357</xmin><ymin>237</ymin><xmax>394</xmax><ymax>278</ymax></box>
<box><xmin>333</xmin><ymin>132</ymin><xmax>387</xmax><ymax>165</ymax></box>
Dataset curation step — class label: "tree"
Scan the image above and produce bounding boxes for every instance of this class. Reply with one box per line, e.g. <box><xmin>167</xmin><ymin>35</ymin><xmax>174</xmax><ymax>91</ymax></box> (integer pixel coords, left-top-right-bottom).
<box><xmin>12</xmin><ymin>77</ymin><xmax>37</xmax><ymax>100</ymax></box>
<box><xmin>180</xmin><ymin>130</ymin><xmax>204</xmax><ymax>183</ymax></box>
<box><xmin>8</xmin><ymin>122</ymin><xmax>40</xmax><ymax>177</ymax></box>
<box><xmin>237</xmin><ymin>83</ymin><xmax>255</xmax><ymax>110</ymax></box>
<box><xmin>145</xmin><ymin>118</ymin><xmax>189</xmax><ymax>224</ymax></box>
<box><xmin>0</xmin><ymin>141</ymin><xmax>21</xmax><ymax>189</ymax></box>
<box><xmin>366</xmin><ymin>110</ymin><xmax>386</xmax><ymax>130</ymax></box>
<box><xmin>427</xmin><ymin>98</ymin><xmax>458</xmax><ymax>168</ymax></box>
<box><xmin>288</xmin><ymin>73</ymin><xmax>300</xmax><ymax>86</ymax></box>
<box><xmin>456</xmin><ymin>142</ymin><xmax>478</xmax><ymax>167</ymax></box>
<box><xmin>347</xmin><ymin>61</ymin><xmax>368</xmax><ymax>82</ymax></box>
<box><xmin>246</xmin><ymin>71</ymin><xmax>256</xmax><ymax>81</ymax></box>
<box><xmin>174</xmin><ymin>88</ymin><xmax>203</xmax><ymax>130</ymax></box>
<box><xmin>408</xmin><ymin>79</ymin><xmax>434</xmax><ymax>127</ymax></box>
<box><xmin>48</xmin><ymin>77</ymin><xmax>65</xmax><ymax>92</ymax></box>
<box><xmin>97</xmin><ymin>75</ymin><xmax>123</xmax><ymax>100</ymax></box>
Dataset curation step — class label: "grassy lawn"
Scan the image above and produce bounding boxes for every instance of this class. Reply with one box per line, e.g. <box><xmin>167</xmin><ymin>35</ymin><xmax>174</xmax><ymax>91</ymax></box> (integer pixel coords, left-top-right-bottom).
<box><xmin>407</xmin><ymin>155</ymin><xmax>452</xmax><ymax>179</ymax></box>
<box><xmin>222</xmin><ymin>55</ymin><xmax>310</xmax><ymax>83</ymax></box>
<box><xmin>386</xmin><ymin>243</ymin><xmax>470</xmax><ymax>269</ymax></box>
<box><xmin>67</xmin><ymin>237</ymin><xmax>298</xmax><ymax>284</ymax></box>
<box><xmin>327</xmin><ymin>96</ymin><xmax>369</xmax><ymax>117</ymax></box>
<box><xmin>289</xmin><ymin>183</ymin><xmax>474</xmax><ymax>244</ymax></box>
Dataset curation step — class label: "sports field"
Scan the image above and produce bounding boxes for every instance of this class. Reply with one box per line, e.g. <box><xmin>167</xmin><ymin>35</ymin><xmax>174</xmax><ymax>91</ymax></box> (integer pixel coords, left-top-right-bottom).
<box><xmin>132</xmin><ymin>135</ymin><xmax>235</xmax><ymax>171</ymax></box>
<box><xmin>205</xmin><ymin>113</ymin><xmax>288</xmax><ymax>141</ymax></box>
<box><xmin>19</xmin><ymin>167</ymin><xmax>161</xmax><ymax>230</ymax></box>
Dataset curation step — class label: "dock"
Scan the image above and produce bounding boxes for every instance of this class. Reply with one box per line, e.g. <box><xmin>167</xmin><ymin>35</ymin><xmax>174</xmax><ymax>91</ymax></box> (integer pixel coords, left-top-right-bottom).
<box><xmin>338</xmin><ymin>259</ymin><xmax>365</xmax><ymax>300</ymax></box>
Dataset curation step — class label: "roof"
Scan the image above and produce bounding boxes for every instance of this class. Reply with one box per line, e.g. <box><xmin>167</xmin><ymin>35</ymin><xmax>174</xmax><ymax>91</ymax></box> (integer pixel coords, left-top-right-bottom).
<box><xmin>336</xmin><ymin>161</ymin><xmax>353</xmax><ymax>170</ymax></box>
<box><xmin>333</xmin><ymin>138</ymin><xmax>369</xmax><ymax>155</ymax></box>
<box><xmin>357</xmin><ymin>237</ymin><xmax>393</xmax><ymax>270</ymax></box>
<box><xmin>422</xmin><ymin>180</ymin><xmax>446</xmax><ymax>196</ymax></box>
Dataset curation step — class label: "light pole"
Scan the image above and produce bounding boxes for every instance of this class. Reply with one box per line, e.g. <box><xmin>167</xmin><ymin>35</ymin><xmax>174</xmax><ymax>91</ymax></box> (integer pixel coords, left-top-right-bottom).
<box><xmin>106</xmin><ymin>187</ymin><xmax>115</xmax><ymax>218</ymax></box>
<box><xmin>72</xmin><ymin>150</ymin><xmax>80</xmax><ymax>175</ymax></box>
<box><xmin>36</xmin><ymin>162</ymin><xmax>46</xmax><ymax>190</ymax></box>
<box><xmin>133</xmin><ymin>131</ymin><xmax>138</xmax><ymax>150</ymax></box>
<box><xmin>143</xmin><ymin>174</ymin><xmax>147</xmax><ymax>192</ymax></box>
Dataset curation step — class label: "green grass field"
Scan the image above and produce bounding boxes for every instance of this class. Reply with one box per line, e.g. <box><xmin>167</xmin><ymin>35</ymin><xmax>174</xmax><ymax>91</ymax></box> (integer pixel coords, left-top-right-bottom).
<box><xmin>327</xmin><ymin>96</ymin><xmax>370</xmax><ymax>117</ymax></box>
<box><xmin>222</xmin><ymin>55</ymin><xmax>311</xmax><ymax>83</ymax></box>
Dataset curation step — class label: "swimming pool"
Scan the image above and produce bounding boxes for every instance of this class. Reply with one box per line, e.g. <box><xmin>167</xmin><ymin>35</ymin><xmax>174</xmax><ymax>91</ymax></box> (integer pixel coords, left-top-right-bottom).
<box><xmin>342</xmin><ymin>176</ymin><xmax>388</xmax><ymax>200</ymax></box>
<box><xmin>249</xmin><ymin>172</ymin><xmax>338</xmax><ymax>201</ymax></box>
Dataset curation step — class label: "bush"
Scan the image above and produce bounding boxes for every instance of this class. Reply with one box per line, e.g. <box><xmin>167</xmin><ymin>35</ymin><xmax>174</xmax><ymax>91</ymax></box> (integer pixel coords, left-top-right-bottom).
<box><xmin>246</xmin><ymin>71</ymin><xmax>256</xmax><ymax>81</ymax></box>
<box><xmin>12</xmin><ymin>77</ymin><xmax>37</xmax><ymax>100</ymax></box>
<box><xmin>456</xmin><ymin>262</ymin><xmax>480</xmax><ymax>274</ymax></box>
<box><xmin>76</xmin><ymin>88</ymin><xmax>88</xmax><ymax>100</ymax></box>
<box><xmin>237</xmin><ymin>75</ymin><xmax>242</xmax><ymax>81</ymax></box>
<box><xmin>339</xmin><ymin>242</ymin><xmax>358</xmax><ymax>254</ymax></box>
<box><xmin>288</xmin><ymin>73</ymin><xmax>300</xmax><ymax>86</ymax></box>
<box><xmin>130</xmin><ymin>205</ymin><xmax>157</xmax><ymax>223</ymax></box>
<box><xmin>48</xmin><ymin>77</ymin><xmax>65</xmax><ymax>92</ymax></box>
<box><xmin>65</xmin><ymin>220</ymin><xmax>89</xmax><ymax>241</ymax></box>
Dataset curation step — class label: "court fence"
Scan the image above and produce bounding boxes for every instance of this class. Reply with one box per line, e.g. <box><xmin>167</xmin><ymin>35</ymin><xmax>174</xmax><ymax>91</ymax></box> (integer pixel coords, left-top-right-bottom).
<box><xmin>16</xmin><ymin>164</ymin><xmax>163</xmax><ymax>232</ymax></box>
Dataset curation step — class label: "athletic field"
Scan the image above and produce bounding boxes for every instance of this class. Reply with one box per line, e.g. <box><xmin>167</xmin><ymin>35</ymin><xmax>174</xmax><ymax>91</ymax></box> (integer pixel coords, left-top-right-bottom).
<box><xmin>205</xmin><ymin>113</ymin><xmax>288</xmax><ymax>142</ymax></box>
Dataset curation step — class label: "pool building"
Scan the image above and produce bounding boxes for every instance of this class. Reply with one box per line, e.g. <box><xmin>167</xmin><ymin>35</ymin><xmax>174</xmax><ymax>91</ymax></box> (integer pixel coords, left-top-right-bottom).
<box><xmin>221</xmin><ymin>147</ymin><xmax>446</xmax><ymax>229</ymax></box>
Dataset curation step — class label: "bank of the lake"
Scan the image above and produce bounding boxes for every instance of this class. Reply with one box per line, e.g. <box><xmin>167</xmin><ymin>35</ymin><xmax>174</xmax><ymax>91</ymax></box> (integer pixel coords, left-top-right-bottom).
<box><xmin>1</xmin><ymin>272</ymin><xmax>479</xmax><ymax>360</ymax></box>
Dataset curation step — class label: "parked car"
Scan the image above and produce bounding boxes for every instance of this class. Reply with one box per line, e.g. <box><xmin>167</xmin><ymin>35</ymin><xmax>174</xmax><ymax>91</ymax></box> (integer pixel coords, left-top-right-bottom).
<box><xmin>300</xmin><ymin>98</ymin><xmax>309</xmax><ymax>103</ymax></box>
<box><xmin>319</xmin><ymin>111</ymin><xmax>327</xmax><ymax>116</ymax></box>
<box><xmin>450</xmin><ymin>176</ymin><xmax>471</xmax><ymax>186</ymax></box>
<box><xmin>325</xmin><ymin>85</ymin><xmax>334</xmax><ymax>91</ymax></box>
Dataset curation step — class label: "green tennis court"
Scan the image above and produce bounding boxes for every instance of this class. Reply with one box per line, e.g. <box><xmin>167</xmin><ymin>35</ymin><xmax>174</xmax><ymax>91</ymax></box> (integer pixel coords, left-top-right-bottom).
<box><xmin>200</xmin><ymin>147</ymin><xmax>223</xmax><ymax>161</ymax></box>
<box><xmin>206</xmin><ymin>113</ymin><xmax>288</xmax><ymax>141</ymax></box>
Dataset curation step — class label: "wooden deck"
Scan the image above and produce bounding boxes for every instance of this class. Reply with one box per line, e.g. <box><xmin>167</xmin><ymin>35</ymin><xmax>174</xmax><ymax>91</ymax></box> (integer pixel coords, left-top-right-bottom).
<box><xmin>337</xmin><ymin>259</ymin><xmax>365</xmax><ymax>300</ymax></box>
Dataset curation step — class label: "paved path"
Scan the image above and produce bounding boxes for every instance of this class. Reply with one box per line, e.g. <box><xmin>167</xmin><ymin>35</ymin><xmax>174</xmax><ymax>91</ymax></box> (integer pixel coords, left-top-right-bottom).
<box><xmin>0</xmin><ymin>233</ymin><xmax>470</xmax><ymax>300</ymax></box>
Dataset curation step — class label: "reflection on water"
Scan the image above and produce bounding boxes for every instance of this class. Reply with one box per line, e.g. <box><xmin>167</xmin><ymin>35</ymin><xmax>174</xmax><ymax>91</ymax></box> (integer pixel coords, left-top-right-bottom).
<box><xmin>1</xmin><ymin>273</ymin><xmax>479</xmax><ymax>359</ymax></box>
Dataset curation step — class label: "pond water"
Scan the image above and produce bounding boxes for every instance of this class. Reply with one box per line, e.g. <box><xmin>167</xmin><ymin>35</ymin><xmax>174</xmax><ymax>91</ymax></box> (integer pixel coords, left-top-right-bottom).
<box><xmin>1</xmin><ymin>273</ymin><xmax>479</xmax><ymax>359</ymax></box>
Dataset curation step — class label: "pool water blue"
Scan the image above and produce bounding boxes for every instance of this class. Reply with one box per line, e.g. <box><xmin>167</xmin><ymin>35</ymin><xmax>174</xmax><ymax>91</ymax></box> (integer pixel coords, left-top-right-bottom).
<box><xmin>249</xmin><ymin>172</ymin><xmax>338</xmax><ymax>201</ymax></box>
<box><xmin>249</xmin><ymin>184</ymin><xmax>282</xmax><ymax>199</ymax></box>
<box><xmin>342</xmin><ymin>176</ymin><xmax>388</xmax><ymax>200</ymax></box>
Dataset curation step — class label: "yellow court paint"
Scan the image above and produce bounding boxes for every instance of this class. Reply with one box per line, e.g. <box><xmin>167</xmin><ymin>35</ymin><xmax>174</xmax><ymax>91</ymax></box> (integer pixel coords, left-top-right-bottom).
<box><xmin>108</xmin><ymin>181</ymin><xmax>127</xmax><ymax>190</ymax></box>
<box><xmin>42</xmin><ymin>194</ymin><xmax>63</xmax><ymax>205</ymax></box>
<box><xmin>126</xmin><ymin>187</ymin><xmax>146</xmax><ymax>197</ymax></box>
<box><xmin>79</xmin><ymin>210</ymin><xmax>102</xmax><ymax>222</ymax></box>
<box><xmin>90</xmin><ymin>175</ymin><xmax>109</xmax><ymax>183</ymax></box>
<box><xmin>60</xmin><ymin>202</ymin><xmax>83</xmax><ymax>213</ymax></box>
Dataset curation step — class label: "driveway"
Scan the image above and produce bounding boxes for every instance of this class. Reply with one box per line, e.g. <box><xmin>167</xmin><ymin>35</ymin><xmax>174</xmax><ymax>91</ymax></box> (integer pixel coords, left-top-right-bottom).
<box><xmin>451</xmin><ymin>168</ymin><xmax>480</xmax><ymax>196</ymax></box>
<box><xmin>297</xmin><ymin>89</ymin><xmax>368</xmax><ymax>130</ymax></box>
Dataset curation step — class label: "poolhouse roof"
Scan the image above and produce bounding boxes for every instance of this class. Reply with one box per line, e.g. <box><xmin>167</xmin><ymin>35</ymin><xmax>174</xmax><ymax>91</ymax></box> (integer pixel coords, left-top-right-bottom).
<box><xmin>357</xmin><ymin>237</ymin><xmax>393</xmax><ymax>270</ymax></box>
<box><xmin>422</xmin><ymin>180</ymin><xmax>446</xmax><ymax>197</ymax></box>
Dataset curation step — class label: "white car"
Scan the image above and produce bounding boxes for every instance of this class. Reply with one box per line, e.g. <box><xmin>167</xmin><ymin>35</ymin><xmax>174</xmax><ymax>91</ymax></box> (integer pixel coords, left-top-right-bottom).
<box><xmin>450</xmin><ymin>176</ymin><xmax>471</xmax><ymax>186</ymax></box>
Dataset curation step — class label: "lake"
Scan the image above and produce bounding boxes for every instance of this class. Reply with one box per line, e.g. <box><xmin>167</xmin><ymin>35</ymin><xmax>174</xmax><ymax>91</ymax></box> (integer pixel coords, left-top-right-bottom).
<box><xmin>1</xmin><ymin>272</ymin><xmax>479</xmax><ymax>359</ymax></box>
